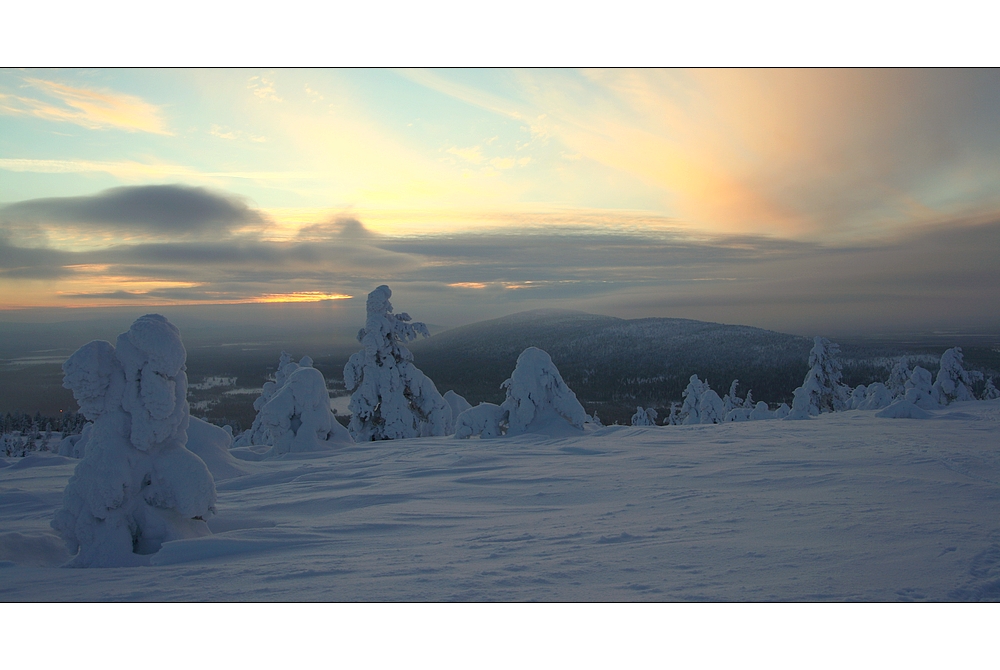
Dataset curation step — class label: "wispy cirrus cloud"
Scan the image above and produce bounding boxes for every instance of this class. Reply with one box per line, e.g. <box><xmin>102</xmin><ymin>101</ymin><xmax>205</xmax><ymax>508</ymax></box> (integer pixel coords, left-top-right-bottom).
<box><xmin>0</xmin><ymin>77</ymin><xmax>171</xmax><ymax>134</ymax></box>
<box><xmin>0</xmin><ymin>158</ymin><xmax>313</xmax><ymax>182</ymax></box>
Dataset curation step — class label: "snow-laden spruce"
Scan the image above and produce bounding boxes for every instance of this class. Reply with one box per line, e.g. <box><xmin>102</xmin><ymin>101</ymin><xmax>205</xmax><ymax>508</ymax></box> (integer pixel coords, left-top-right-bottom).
<box><xmin>887</xmin><ymin>360</ymin><xmax>912</xmax><ymax>399</ymax></box>
<box><xmin>52</xmin><ymin>314</ymin><xmax>216</xmax><ymax>568</ymax></box>
<box><xmin>344</xmin><ymin>285</ymin><xmax>450</xmax><ymax>441</ymax></box>
<box><xmin>786</xmin><ymin>337</ymin><xmax>850</xmax><ymax>420</ymax></box>
<box><xmin>904</xmin><ymin>366</ymin><xmax>940</xmax><ymax>410</ymax></box>
<box><xmin>234</xmin><ymin>351</ymin><xmax>307</xmax><ymax>448</ymax></box>
<box><xmin>677</xmin><ymin>375</ymin><xmax>711</xmax><ymax>425</ymax></box>
<box><xmin>233</xmin><ymin>351</ymin><xmax>352</xmax><ymax>456</ymax></box>
<box><xmin>933</xmin><ymin>347</ymin><xmax>979</xmax><ymax>404</ymax></box>
<box><xmin>858</xmin><ymin>382</ymin><xmax>892</xmax><ymax>410</ymax></box>
<box><xmin>455</xmin><ymin>347</ymin><xmax>588</xmax><ymax>438</ymax></box>
<box><xmin>257</xmin><ymin>366</ymin><xmax>353</xmax><ymax>456</ymax></box>
<box><xmin>631</xmin><ymin>407</ymin><xmax>658</xmax><ymax>426</ymax></box>
<box><xmin>983</xmin><ymin>377</ymin><xmax>1000</xmax><ymax>400</ymax></box>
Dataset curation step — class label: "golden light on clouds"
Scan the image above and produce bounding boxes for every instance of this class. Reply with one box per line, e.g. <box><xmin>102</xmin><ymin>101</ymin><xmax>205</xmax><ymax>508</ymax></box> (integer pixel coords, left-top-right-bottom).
<box><xmin>0</xmin><ymin>78</ymin><xmax>172</xmax><ymax>135</ymax></box>
<box><xmin>249</xmin><ymin>292</ymin><xmax>353</xmax><ymax>303</ymax></box>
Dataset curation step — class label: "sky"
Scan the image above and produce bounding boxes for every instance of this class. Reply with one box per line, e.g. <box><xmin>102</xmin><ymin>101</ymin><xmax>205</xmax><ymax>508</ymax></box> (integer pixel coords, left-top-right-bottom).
<box><xmin>2</xmin><ymin>68</ymin><xmax>1000</xmax><ymax>336</ymax></box>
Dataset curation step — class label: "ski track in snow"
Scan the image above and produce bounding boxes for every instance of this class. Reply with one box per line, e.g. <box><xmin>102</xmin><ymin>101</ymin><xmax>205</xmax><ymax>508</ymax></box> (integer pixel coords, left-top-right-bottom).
<box><xmin>2</xmin><ymin>400</ymin><xmax>1000</xmax><ymax>601</ymax></box>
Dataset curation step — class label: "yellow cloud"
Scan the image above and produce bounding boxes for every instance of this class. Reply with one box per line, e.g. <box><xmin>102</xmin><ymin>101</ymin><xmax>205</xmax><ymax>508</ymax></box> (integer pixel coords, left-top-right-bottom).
<box><xmin>1</xmin><ymin>78</ymin><xmax>171</xmax><ymax>135</ymax></box>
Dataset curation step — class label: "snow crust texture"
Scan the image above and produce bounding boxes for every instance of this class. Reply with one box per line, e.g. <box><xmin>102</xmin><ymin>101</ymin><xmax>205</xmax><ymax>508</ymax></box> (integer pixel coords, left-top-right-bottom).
<box><xmin>5</xmin><ymin>400</ymin><xmax>1000</xmax><ymax>600</ymax></box>
<box><xmin>51</xmin><ymin>314</ymin><xmax>216</xmax><ymax>568</ymax></box>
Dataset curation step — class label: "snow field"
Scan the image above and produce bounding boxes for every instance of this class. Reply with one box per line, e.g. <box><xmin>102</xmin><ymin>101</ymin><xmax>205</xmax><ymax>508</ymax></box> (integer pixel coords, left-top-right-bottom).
<box><xmin>2</xmin><ymin>400</ymin><xmax>1000</xmax><ymax>601</ymax></box>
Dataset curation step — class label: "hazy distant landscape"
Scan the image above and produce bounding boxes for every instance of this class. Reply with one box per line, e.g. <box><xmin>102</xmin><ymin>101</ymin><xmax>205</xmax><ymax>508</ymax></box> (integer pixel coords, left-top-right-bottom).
<box><xmin>3</xmin><ymin>308</ymin><xmax>998</xmax><ymax>429</ymax></box>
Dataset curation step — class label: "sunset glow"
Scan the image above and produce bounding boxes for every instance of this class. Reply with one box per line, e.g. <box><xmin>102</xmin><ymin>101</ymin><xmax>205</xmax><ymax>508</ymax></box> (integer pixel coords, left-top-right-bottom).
<box><xmin>2</xmin><ymin>68</ymin><xmax>1000</xmax><ymax>334</ymax></box>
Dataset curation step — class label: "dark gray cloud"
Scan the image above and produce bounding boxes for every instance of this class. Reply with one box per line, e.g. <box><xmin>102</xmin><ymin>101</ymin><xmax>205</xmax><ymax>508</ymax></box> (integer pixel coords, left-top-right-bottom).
<box><xmin>3</xmin><ymin>206</ymin><xmax>998</xmax><ymax>337</ymax></box>
<box><xmin>0</xmin><ymin>184</ymin><xmax>265</xmax><ymax>235</ymax></box>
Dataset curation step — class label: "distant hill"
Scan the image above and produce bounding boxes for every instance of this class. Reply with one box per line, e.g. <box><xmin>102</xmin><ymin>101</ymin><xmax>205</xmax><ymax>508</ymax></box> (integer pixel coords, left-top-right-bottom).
<box><xmin>409</xmin><ymin>309</ymin><xmax>815</xmax><ymax>422</ymax></box>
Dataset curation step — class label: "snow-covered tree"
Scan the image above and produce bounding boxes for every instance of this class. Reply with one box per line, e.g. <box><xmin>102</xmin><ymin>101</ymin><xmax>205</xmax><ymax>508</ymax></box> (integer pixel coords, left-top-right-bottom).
<box><xmin>849</xmin><ymin>385</ymin><xmax>868</xmax><ymax>410</ymax></box>
<box><xmin>58</xmin><ymin>422</ymin><xmax>92</xmax><ymax>458</ymax></box>
<box><xmin>454</xmin><ymin>402</ymin><xmax>508</xmax><ymax>439</ymax></box>
<box><xmin>859</xmin><ymin>383</ymin><xmax>893</xmax><ymax>410</ymax></box>
<box><xmin>786</xmin><ymin>337</ymin><xmax>850</xmax><ymax>419</ymax></box>
<box><xmin>443</xmin><ymin>390</ymin><xmax>472</xmax><ymax>434</ymax></box>
<box><xmin>257</xmin><ymin>366</ymin><xmax>353</xmax><ymax>456</ymax></box>
<box><xmin>666</xmin><ymin>402</ymin><xmax>681</xmax><ymax>426</ymax></box>
<box><xmin>344</xmin><ymin>285</ymin><xmax>449</xmax><ymax>441</ymax></box>
<box><xmin>742</xmin><ymin>389</ymin><xmax>754</xmax><ymax>409</ymax></box>
<box><xmin>904</xmin><ymin>366</ymin><xmax>941</xmax><ymax>410</ymax></box>
<box><xmin>722</xmin><ymin>380</ymin><xmax>741</xmax><ymax>414</ymax></box>
<box><xmin>679</xmin><ymin>375</ymin><xmax>711</xmax><ymax>425</ymax></box>
<box><xmin>932</xmin><ymin>347</ymin><xmax>979</xmax><ymax>404</ymax></box>
<box><xmin>725</xmin><ymin>406</ymin><xmax>751</xmax><ymax>422</ymax></box>
<box><xmin>52</xmin><ymin>314</ymin><xmax>216</xmax><ymax>568</ymax></box>
<box><xmin>749</xmin><ymin>401</ymin><xmax>774</xmax><ymax>420</ymax></box>
<box><xmin>983</xmin><ymin>377</ymin><xmax>1000</xmax><ymax>400</ymax></box>
<box><xmin>455</xmin><ymin>347</ymin><xmax>587</xmax><ymax>438</ymax></box>
<box><xmin>698</xmin><ymin>389</ymin><xmax>726</xmax><ymax>424</ymax></box>
<box><xmin>501</xmin><ymin>347</ymin><xmax>588</xmax><ymax>436</ymax></box>
<box><xmin>774</xmin><ymin>403</ymin><xmax>791</xmax><ymax>419</ymax></box>
<box><xmin>886</xmin><ymin>360</ymin><xmax>911</xmax><ymax>399</ymax></box>
<box><xmin>234</xmin><ymin>352</ymin><xmax>310</xmax><ymax>448</ymax></box>
<box><xmin>631</xmin><ymin>406</ymin><xmax>658</xmax><ymax>426</ymax></box>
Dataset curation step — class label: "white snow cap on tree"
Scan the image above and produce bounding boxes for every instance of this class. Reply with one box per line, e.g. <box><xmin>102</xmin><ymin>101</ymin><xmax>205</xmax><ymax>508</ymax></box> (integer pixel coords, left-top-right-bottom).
<box><xmin>904</xmin><ymin>366</ymin><xmax>941</xmax><ymax>410</ymax></box>
<box><xmin>786</xmin><ymin>337</ymin><xmax>849</xmax><ymax>419</ymax></box>
<box><xmin>501</xmin><ymin>347</ymin><xmax>588</xmax><ymax>436</ymax></box>
<box><xmin>234</xmin><ymin>352</ymin><xmax>311</xmax><ymax>448</ymax></box>
<box><xmin>749</xmin><ymin>401</ymin><xmax>774</xmax><ymax>420</ymax></box>
<box><xmin>698</xmin><ymin>389</ymin><xmax>726</xmax><ymax>424</ymax></box>
<box><xmin>344</xmin><ymin>285</ymin><xmax>450</xmax><ymax>441</ymax></box>
<box><xmin>52</xmin><ymin>314</ymin><xmax>216</xmax><ymax>568</ymax></box>
<box><xmin>258</xmin><ymin>366</ymin><xmax>353</xmax><ymax>457</ymax></box>
<box><xmin>679</xmin><ymin>375</ymin><xmax>711</xmax><ymax>425</ymax></box>
<box><xmin>631</xmin><ymin>406</ymin><xmax>658</xmax><ymax>426</ymax></box>
<box><xmin>933</xmin><ymin>347</ymin><xmax>979</xmax><ymax>404</ymax></box>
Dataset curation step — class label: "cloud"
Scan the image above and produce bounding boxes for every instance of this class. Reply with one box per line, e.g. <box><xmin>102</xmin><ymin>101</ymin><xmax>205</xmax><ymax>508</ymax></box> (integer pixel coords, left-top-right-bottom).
<box><xmin>0</xmin><ymin>158</ymin><xmax>314</xmax><ymax>182</ymax></box>
<box><xmin>0</xmin><ymin>78</ymin><xmax>171</xmax><ymax>134</ymax></box>
<box><xmin>247</xmin><ymin>75</ymin><xmax>282</xmax><ymax>102</ymax></box>
<box><xmin>0</xmin><ymin>184</ymin><xmax>267</xmax><ymax>241</ymax></box>
<box><xmin>407</xmin><ymin>69</ymin><xmax>1000</xmax><ymax>241</ymax></box>
<box><xmin>447</xmin><ymin>145</ymin><xmax>484</xmax><ymax>164</ymax></box>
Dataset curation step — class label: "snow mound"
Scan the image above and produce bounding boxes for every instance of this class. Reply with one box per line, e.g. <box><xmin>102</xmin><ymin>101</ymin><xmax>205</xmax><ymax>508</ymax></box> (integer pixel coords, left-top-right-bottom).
<box><xmin>876</xmin><ymin>399</ymin><xmax>933</xmax><ymax>419</ymax></box>
<box><xmin>186</xmin><ymin>417</ymin><xmax>251</xmax><ymax>480</ymax></box>
<box><xmin>454</xmin><ymin>403</ymin><xmax>507</xmax><ymax>439</ymax></box>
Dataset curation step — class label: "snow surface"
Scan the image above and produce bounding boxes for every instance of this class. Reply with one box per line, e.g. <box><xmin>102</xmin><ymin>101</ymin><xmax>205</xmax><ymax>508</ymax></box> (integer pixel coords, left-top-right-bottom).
<box><xmin>3</xmin><ymin>400</ymin><xmax>1000</xmax><ymax>600</ymax></box>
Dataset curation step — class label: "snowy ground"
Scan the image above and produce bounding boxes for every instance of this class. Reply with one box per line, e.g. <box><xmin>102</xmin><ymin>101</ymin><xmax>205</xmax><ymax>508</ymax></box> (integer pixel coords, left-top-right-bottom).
<box><xmin>2</xmin><ymin>400</ymin><xmax>1000</xmax><ymax>601</ymax></box>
